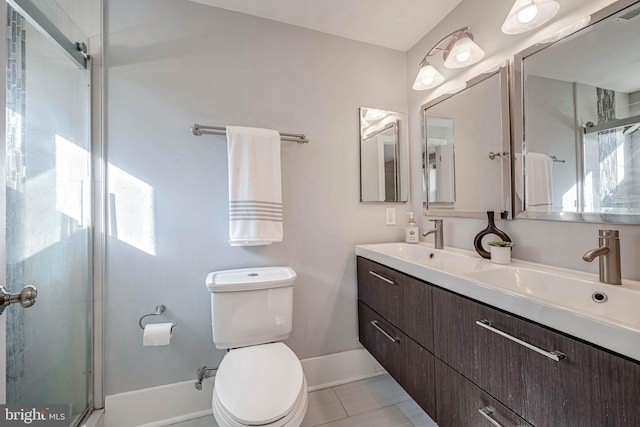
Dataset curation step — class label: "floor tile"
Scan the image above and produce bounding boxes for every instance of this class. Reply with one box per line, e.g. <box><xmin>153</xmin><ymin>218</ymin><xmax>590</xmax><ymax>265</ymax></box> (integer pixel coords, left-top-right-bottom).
<box><xmin>333</xmin><ymin>374</ymin><xmax>411</xmax><ymax>416</ymax></box>
<box><xmin>160</xmin><ymin>374</ymin><xmax>428</xmax><ymax>427</ymax></box>
<box><xmin>316</xmin><ymin>405</ymin><xmax>413</xmax><ymax>427</ymax></box>
<box><xmin>396</xmin><ymin>400</ymin><xmax>438</xmax><ymax>427</ymax></box>
<box><xmin>300</xmin><ymin>388</ymin><xmax>348</xmax><ymax>427</ymax></box>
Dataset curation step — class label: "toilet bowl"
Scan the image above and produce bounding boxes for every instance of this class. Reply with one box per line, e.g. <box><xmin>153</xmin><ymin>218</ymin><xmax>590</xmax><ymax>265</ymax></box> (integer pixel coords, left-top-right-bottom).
<box><xmin>205</xmin><ymin>267</ymin><xmax>308</xmax><ymax>427</ymax></box>
<box><xmin>212</xmin><ymin>343</ymin><xmax>307</xmax><ymax>427</ymax></box>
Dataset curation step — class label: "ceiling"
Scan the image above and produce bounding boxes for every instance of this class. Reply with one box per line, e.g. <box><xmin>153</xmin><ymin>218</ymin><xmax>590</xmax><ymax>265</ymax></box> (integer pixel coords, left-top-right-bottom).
<box><xmin>188</xmin><ymin>0</ymin><xmax>464</xmax><ymax>51</ymax></box>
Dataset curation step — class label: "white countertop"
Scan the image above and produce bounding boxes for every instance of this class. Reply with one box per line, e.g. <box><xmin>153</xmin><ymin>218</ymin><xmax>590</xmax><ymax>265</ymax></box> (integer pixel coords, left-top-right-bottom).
<box><xmin>355</xmin><ymin>242</ymin><xmax>640</xmax><ymax>362</ymax></box>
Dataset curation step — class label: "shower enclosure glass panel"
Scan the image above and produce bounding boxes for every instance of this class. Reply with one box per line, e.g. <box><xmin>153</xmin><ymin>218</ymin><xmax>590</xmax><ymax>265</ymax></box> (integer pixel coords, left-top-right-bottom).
<box><xmin>2</xmin><ymin>2</ymin><xmax>92</xmax><ymax>425</ymax></box>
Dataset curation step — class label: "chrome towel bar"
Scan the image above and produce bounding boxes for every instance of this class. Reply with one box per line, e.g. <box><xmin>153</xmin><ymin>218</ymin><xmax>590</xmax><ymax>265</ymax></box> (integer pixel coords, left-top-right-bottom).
<box><xmin>190</xmin><ymin>124</ymin><xmax>309</xmax><ymax>144</ymax></box>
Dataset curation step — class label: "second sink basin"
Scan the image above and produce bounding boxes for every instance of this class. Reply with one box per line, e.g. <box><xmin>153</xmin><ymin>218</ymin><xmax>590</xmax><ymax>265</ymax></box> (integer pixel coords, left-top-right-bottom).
<box><xmin>464</xmin><ymin>267</ymin><xmax>640</xmax><ymax>328</ymax></box>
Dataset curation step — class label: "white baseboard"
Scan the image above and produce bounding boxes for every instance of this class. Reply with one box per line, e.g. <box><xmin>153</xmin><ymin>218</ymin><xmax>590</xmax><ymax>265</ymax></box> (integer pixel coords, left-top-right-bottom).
<box><xmin>302</xmin><ymin>347</ymin><xmax>385</xmax><ymax>391</ymax></box>
<box><xmin>104</xmin><ymin>347</ymin><xmax>383</xmax><ymax>427</ymax></box>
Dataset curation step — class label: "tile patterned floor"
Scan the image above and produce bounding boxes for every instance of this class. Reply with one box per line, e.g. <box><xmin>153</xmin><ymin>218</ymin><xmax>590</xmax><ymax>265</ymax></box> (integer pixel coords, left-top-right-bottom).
<box><xmin>166</xmin><ymin>374</ymin><xmax>437</xmax><ymax>427</ymax></box>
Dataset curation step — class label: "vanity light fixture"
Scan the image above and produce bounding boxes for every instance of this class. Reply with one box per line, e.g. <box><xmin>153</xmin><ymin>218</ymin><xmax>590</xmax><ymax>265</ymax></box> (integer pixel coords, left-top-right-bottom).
<box><xmin>412</xmin><ymin>58</ymin><xmax>445</xmax><ymax>90</ymax></box>
<box><xmin>502</xmin><ymin>0</ymin><xmax>560</xmax><ymax>34</ymax></box>
<box><xmin>412</xmin><ymin>27</ymin><xmax>484</xmax><ymax>91</ymax></box>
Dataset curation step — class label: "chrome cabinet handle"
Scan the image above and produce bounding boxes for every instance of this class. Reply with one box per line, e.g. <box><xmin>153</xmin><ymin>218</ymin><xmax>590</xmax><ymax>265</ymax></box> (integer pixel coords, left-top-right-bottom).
<box><xmin>368</xmin><ymin>270</ymin><xmax>395</xmax><ymax>285</ymax></box>
<box><xmin>0</xmin><ymin>285</ymin><xmax>38</xmax><ymax>315</ymax></box>
<box><xmin>476</xmin><ymin>319</ymin><xmax>566</xmax><ymax>362</ymax></box>
<box><xmin>478</xmin><ymin>406</ymin><xmax>502</xmax><ymax>427</ymax></box>
<box><xmin>370</xmin><ymin>320</ymin><xmax>400</xmax><ymax>343</ymax></box>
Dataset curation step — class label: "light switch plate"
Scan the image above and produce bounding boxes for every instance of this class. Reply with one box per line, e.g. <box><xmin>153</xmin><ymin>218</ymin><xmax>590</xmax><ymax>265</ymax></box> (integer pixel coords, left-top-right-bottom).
<box><xmin>385</xmin><ymin>208</ymin><xmax>396</xmax><ymax>225</ymax></box>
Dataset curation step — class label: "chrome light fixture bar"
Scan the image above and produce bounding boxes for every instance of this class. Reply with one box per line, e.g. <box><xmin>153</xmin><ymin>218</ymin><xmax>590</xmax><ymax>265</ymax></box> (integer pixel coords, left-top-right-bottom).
<box><xmin>412</xmin><ymin>27</ymin><xmax>484</xmax><ymax>91</ymax></box>
<box><xmin>502</xmin><ymin>0</ymin><xmax>560</xmax><ymax>34</ymax></box>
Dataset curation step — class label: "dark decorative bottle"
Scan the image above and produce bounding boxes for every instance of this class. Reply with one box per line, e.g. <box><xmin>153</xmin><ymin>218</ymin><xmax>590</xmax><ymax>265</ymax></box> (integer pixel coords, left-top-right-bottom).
<box><xmin>473</xmin><ymin>211</ymin><xmax>512</xmax><ymax>259</ymax></box>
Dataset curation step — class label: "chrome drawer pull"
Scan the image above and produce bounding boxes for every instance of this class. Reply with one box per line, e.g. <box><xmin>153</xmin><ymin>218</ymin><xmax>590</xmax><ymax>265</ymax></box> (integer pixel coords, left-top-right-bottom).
<box><xmin>476</xmin><ymin>319</ymin><xmax>566</xmax><ymax>362</ymax></box>
<box><xmin>368</xmin><ymin>270</ymin><xmax>395</xmax><ymax>285</ymax></box>
<box><xmin>370</xmin><ymin>320</ymin><xmax>400</xmax><ymax>343</ymax></box>
<box><xmin>478</xmin><ymin>406</ymin><xmax>502</xmax><ymax>427</ymax></box>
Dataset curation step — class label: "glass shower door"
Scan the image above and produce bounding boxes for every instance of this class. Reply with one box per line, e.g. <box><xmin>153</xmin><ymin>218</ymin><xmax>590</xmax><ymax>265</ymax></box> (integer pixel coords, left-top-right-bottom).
<box><xmin>1</xmin><ymin>1</ymin><xmax>92</xmax><ymax>425</ymax></box>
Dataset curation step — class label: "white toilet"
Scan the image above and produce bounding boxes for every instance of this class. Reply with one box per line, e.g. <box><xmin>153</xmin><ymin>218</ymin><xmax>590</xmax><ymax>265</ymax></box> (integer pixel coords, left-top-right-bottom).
<box><xmin>205</xmin><ymin>267</ymin><xmax>308</xmax><ymax>427</ymax></box>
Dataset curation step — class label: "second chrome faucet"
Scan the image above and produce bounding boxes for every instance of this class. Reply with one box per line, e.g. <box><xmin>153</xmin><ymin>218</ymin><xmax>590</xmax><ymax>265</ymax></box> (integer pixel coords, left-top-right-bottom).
<box><xmin>583</xmin><ymin>229</ymin><xmax>621</xmax><ymax>285</ymax></box>
<box><xmin>423</xmin><ymin>219</ymin><xmax>444</xmax><ymax>249</ymax></box>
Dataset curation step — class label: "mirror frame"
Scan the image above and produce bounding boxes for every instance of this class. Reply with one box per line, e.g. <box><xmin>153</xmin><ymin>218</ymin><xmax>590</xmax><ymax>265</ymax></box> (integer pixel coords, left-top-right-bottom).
<box><xmin>422</xmin><ymin>64</ymin><xmax>512</xmax><ymax>219</ymax></box>
<box><xmin>511</xmin><ymin>0</ymin><xmax>640</xmax><ymax>224</ymax></box>
<box><xmin>359</xmin><ymin>108</ymin><xmax>409</xmax><ymax>203</ymax></box>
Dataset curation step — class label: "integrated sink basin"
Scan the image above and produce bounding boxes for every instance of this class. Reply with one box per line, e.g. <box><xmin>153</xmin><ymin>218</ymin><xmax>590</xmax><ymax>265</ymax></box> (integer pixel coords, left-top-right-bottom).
<box><xmin>355</xmin><ymin>242</ymin><xmax>640</xmax><ymax>361</ymax></box>
<box><xmin>464</xmin><ymin>267</ymin><xmax>640</xmax><ymax>328</ymax></box>
<box><xmin>357</xmin><ymin>242</ymin><xmax>478</xmax><ymax>265</ymax></box>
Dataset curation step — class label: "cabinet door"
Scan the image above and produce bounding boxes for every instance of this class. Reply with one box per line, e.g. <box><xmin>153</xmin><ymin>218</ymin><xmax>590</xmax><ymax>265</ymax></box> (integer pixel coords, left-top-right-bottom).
<box><xmin>433</xmin><ymin>287</ymin><xmax>640</xmax><ymax>426</ymax></box>
<box><xmin>358</xmin><ymin>301</ymin><xmax>436</xmax><ymax>419</ymax></box>
<box><xmin>357</xmin><ymin>257</ymin><xmax>433</xmax><ymax>350</ymax></box>
<box><xmin>435</xmin><ymin>358</ymin><xmax>531</xmax><ymax>427</ymax></box>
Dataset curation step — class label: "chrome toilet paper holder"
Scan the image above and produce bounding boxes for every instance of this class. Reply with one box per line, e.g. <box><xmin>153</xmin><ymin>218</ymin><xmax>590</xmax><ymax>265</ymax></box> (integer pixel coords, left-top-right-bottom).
<box><xmin>138</xmin><ymin>305</ymin><xmax>177</xmax><ymax>331</ymax></box>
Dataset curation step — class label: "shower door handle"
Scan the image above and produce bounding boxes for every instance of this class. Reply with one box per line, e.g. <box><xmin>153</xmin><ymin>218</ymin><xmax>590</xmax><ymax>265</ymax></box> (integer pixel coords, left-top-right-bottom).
<box><xmin>0</xmin><ymin>285</ymin><xmax>38</xmax><ymax>315</ymax></box>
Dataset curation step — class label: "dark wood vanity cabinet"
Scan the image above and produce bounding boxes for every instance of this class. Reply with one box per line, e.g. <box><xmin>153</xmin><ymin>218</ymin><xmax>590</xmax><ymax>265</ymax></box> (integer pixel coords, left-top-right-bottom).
<box><xmin>356</xmin><ymin>256</ymin><xmax>640</xmax><ymax>427</ymax></box>
<box><xmin>357</xmin><ymin>257</ymin><xmax>433</xmax><ymax>350</ymax></box>
<box><xmin>356</xmin><ymin>257</ymin><xmax>436</xmax><ymax>419</ymax></box>
<box><xmin>435</xmin><ymin>358</ymin><xmax>531</xmax><ymax>427</ymax></box>
<box><xmin>433</xmin><ymin>286</ymin><xmax>640</xmax><ymax>427</ymax></box>
<box><xmin>358</xmin><ymin>301</ymin><xmax>436</xmax><ymax>416</ymax></box>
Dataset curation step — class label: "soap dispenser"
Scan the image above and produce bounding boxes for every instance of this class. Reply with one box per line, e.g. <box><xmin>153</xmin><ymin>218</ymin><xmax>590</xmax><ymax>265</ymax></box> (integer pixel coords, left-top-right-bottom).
<box><xmin>405</xmin><ymin>212</ymin><xmax>419</xmax><ymax>244</ymax></box>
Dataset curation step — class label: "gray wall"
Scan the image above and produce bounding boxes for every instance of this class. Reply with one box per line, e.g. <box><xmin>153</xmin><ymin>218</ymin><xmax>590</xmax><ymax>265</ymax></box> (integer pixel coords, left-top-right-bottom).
<box><xmin>105</xmin><ymin>0</ymin><xmax>640</xmax><ymax>397</ymax></box>
<box><xmin>525</xmin><ymin>76</ymin><xmax>577</xmax><ymax>211</ymax></box>
<box><xmin>104</xmin><ymin>0</ymin><xmax>408</xmax><ymax>395</ymax></box>
<box><xmin>409</xmin><ymin>0</ymin><xmax>640</xmax><ymax>279</ymax></box>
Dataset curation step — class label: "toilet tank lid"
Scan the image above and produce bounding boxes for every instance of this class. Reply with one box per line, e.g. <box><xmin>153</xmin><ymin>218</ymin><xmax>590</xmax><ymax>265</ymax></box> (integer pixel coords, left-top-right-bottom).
<box><xmin>206</xmin><ymin>266</ymin><xmax>297</xmax><ymax>292</ymax></box>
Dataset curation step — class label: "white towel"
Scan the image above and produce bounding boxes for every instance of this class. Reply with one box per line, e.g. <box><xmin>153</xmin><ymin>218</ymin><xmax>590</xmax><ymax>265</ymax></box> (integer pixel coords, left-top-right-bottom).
<box><xmin>524</xmin><ymin>152</ymin><xmax>553</xmax><ymax>211</ymax></box>
<box><xmin>227</xmin><ymin>126</ymin><xmax>283</xmax><ymax>246</ymax></box>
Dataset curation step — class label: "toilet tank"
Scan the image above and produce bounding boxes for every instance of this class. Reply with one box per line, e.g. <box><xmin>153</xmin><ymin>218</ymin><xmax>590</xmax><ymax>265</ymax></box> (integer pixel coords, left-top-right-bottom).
<box><xmin>205</xmin><ymin>267</ymin><xmax>296</xmax><ymax>349</ymax></box>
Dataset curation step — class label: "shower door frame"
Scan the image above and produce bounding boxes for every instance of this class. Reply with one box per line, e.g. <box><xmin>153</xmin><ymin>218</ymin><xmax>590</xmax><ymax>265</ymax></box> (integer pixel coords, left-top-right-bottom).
<box><xmin>0</xmin><ymin>0</ymin><xmax>105</xmax><ymax>423</ymax></box>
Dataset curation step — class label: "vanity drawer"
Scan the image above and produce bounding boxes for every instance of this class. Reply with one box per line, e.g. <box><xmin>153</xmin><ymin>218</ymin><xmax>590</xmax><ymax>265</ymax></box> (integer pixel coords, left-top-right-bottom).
<box><xmin>433</xmin><ymin>286</ymin><xmax>640</xmax><ymax>426</ymax></box>
<box><xmin>358</xmin><ymin>301</ymin><xmax>436</xmax><ymax>419</ymax></box>
<box><xmin>357</xmin><ymin>256</ymin><xmax>433</xmax><ymax>350</ymax></box>
<box><xmin>435</xmin><ymin>358</ymin><xmax>531</xmax><ymax>427</ymax></box>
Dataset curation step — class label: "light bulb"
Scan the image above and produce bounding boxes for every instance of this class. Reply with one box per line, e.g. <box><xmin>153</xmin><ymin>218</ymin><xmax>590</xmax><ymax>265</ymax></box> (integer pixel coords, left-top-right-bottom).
<box><xmin>455</xmin><ymin>50</ymin><xmax>471</xmax><ymax>63</ymax></box>
<box><xmin>517</xmin><ymin>3</ymin><xmax>538</xmax><ymax>23</ymax></box>
<box><xmin>421</xmin><ymin>75</ymin><xmax>434</xmax><ymax>85</ymax></box>
<box><xmin>502</xmin><ymin>0</ymin><xmax>559</xmax><ymax>35</ymax></box>
<box><xmin>443</xmin><ymin>33</ymin><xmax>484</xmax><ymax>69</ymax></box>
<box><xmin>412</xmin><ymin>61</ymin><xmax>445</xmax><ymax>90</ymax></box>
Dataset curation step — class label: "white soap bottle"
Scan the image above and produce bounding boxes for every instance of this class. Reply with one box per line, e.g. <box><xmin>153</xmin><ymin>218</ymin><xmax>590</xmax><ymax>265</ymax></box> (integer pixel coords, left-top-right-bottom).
<box><xmin>405</xmin><ymin>212</ymin><xmax>419</xmax><ymax>244</ymax></box>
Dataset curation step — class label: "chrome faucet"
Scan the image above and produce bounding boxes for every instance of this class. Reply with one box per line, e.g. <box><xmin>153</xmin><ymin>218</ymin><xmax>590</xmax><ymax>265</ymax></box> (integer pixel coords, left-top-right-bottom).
<box><xmin>582</xmin><ymin>229</ymin><xmax>621</xmax><ymax>285</ymax></box>
<box><xmin>423</xmin><ymin>219</ymin><xmax>444</xmax><ymax>249</ymax></box>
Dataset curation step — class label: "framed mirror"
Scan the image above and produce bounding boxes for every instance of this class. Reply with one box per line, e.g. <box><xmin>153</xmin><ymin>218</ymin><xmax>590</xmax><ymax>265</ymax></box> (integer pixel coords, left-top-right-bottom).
<box><xmin>513</xmin><ymin>0</ymin><xmax>640</xmax><ymax>223</ymax></box>
<box><xmin>359</xmin><ymin>108</ymin><xmax>408</xmax><ymax>202</ymax></box>
<box><xmin>422</xmin><ymin>65</ymin><xmax>512</xmax><ymax>219</ymax></box>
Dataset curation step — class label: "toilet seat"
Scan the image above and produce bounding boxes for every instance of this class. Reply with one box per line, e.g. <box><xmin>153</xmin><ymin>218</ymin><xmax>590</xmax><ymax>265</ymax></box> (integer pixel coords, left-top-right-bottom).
<box><xmin>213</xmin><ymin>342</ymin><xmax>308</xmax><ymax>427</ymax></box>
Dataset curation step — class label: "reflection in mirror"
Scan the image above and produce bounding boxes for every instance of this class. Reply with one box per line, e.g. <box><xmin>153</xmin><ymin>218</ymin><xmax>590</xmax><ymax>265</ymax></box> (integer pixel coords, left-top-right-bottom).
<box><xmin>359</xmin><ymin>108</ymin><xmax>408</xmax><ymax>202</ymax></box>
<box><xmin>426</xmin><ymin>117</ymin><xmax>455</xmax><ymax>204</ymax></box>
<box><xmin>422</xmin><ymin>66</ymin><xmax>511</xmax><ymax>219</ymax></box>
<box><xmin>513</xmin><ymin>0</ymin><xmax>640</xmax><ymax>223</ymax></box>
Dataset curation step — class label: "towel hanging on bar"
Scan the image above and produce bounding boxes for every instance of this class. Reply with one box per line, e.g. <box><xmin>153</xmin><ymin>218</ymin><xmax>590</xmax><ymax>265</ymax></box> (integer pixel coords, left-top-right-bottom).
<box><xmin>191</xmin><ymin>123</ymin><xmax>309</xmax><ymax>144</ymax></box>
<box><xmin>226</xmin><ymin>126</ymin><xmax>283</xmax><ymax>246</ymax></box>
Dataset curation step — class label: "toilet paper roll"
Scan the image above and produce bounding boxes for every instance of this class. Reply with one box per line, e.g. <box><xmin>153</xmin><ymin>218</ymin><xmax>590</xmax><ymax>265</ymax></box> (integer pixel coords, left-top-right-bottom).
<box><xmin>143</xmin><ymin>323</ymin><xmax>173</xmax><ymax>346</ymax></box>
